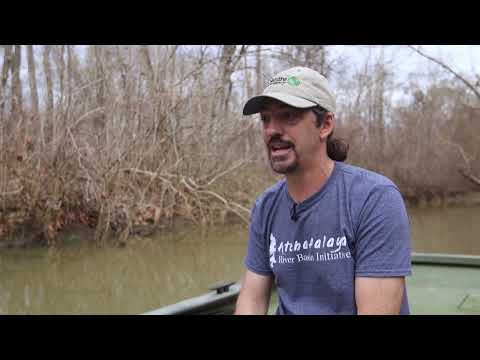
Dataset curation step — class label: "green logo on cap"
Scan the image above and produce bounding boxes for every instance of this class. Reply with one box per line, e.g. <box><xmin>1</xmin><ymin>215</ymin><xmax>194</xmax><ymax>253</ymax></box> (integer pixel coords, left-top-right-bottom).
<box><xmin>287</xmin><ymin>76</ymin><xmax>300</xmax><ymax>86</ymax></box>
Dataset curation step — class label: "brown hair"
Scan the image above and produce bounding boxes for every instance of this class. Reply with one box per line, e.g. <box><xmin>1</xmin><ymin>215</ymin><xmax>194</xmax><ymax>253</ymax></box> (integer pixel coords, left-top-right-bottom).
<box><xmin>311</xmin><ymin>107</ymin><xmax>349</xmax><ymax>162</ymax></box>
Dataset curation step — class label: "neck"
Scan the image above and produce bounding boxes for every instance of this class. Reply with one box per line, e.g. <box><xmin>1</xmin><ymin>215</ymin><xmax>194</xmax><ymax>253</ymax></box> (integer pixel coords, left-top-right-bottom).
<box><xmin>286</xmin><ymin>156</ymin><xmax>335</xmax><ymax>204</ymax></box>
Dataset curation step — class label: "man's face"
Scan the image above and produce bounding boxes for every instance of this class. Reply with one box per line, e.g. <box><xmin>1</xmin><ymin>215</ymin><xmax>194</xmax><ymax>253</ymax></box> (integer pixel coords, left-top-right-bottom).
<box><xmin>260</xmin><ymin>100</ymin><xmax>321</xmax><ymax>174</ymax></box>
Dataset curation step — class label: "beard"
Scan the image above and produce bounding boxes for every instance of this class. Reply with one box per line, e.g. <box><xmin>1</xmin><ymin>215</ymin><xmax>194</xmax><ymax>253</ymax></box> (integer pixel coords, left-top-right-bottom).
<box><xmin>265</xmin><ymin>135</ymin><xmax>299</xmax><ymax>174</ymax></box>
<box><xmin>268</xmin><ymin>148</ymin><xmax>299</xmax><ymax>174</ymax></box>
<box><xmin>271</xmin><ymin>160</ymin><xmax>298</xmax><ymax>174</ymax></box>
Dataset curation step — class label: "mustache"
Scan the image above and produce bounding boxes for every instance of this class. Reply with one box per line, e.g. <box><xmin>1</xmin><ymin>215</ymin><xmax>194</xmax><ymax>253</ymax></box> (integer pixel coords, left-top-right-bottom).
<box><xmin>267</xmin><ymin>135</ymin><xmax>294</xmax><ymax>148</ymax></box>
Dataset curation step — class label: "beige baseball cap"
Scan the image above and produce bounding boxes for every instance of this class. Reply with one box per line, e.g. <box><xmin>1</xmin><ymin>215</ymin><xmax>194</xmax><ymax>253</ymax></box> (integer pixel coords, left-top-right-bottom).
<box><xmin>243</xmin><ymin>66</ymin><xmax>336</xmax><ymax>115</ymax></box>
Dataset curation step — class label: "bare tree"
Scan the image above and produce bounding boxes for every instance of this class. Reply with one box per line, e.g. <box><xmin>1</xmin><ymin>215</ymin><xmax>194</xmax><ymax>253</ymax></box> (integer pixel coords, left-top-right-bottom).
<box><xmin>408</xmin><ymin>46</ymin><xmax>480</xmax><ymax>101</ymax></box>
<box><xmin>139</xmin><ymin>45</ymin><xmax>156</xmax><ymax>98</ymax></box>
<box><xmin>66</xmin><ymin>45</ymin><xmax>73</xmax><ymax>113</ymax></box>
<box><xmin>5</xmin><ymin>44</ymin><xmax>480</xmax><ymax>247</ymax></box>
<box><xmin>408</xmin><ymin>45</ymin><xmax>480</xmax><ymax>188</ymax></box>
<box><xmin>209</xmin><ymin>45</ymin><xmax>247</xmax><ymax>129</ymax></box>
<box><xmin>218</xmin><ymin>45</ymin><xmax>236</xmax><ymax>118</ymax></box>
<box><xmin>42</xmin><ymin>45</ymin><xmax>54</xmax><ymax>144</ymax></box>
<box><xmin>0</xmin><ymin>45</ymin><xmax>13</xmax><ymax>122</ymax></box>
<box><xmin>276</xmin><ymin>45</ymin><xmax>330</xmax><ymax>77</ymax></box>
<box><xmin>255</xmin><ymin>45</ymin><xmax>263</xmax><ymax>94</ymax></box>
<box><xmin>372</xmin><ymin>55</ymin><xmax>387</xmax><ymax>162</ymax></box>
<box><xmin>11</xmin><ymin>45</ymin><xmax>23</xmax><ymax>118</ymax></box>
<box><xmin>93</xmin><ymin>45</ymin><xmax>107</xmax><ymax>145</ymax></box>
<box><xmin>27</xmin><ymin>45</ymin><xmax>39</xmax><ymax>118</ymax></box>
<box><xmin>54</xmin><ymin>46</ymin><xmax>66</xmax><ymax>108</ymax></box>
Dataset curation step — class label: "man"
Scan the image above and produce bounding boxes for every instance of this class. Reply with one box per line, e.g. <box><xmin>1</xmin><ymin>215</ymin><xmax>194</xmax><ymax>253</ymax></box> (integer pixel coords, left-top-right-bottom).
<box><xmin>235</xmin><ymin>66</ymin><xmax>411</xmax><ymax>315</ymax></box>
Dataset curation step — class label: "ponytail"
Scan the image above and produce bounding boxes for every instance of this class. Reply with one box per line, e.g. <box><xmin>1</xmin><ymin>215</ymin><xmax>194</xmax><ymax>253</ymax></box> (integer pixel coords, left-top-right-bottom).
<box><xmin>327</xmin><ymin>135</ymin><xmax>349</xmax><ymax>162</ymax></box>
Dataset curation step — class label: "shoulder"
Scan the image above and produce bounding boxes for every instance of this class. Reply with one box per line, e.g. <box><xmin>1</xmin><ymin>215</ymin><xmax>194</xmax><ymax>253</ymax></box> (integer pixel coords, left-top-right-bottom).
<box><xmin>252</xmin><ymin>179</ymin><xmax>286</xmax><ymax>214</ymax></box>
<box><xmin>249</xmin><ymin>179</ymin><xmax>285</xmax><ymax>234</ymax></box>
<box><xmin>335</xmin><ymin>162</ymin><xmax>406</xmax><ymax>223</ymax></box>
<box><xmin>336</xmin><ymin>162</ymin><xmax>398</xmax><ymax>191</ymax></box>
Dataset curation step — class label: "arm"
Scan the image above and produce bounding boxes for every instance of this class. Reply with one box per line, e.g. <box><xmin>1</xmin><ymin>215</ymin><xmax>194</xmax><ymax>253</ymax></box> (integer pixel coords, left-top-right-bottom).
<box><xmin>355</xmin><ymin>277</ymin><xmax>405</xmax><ymax>315</ymax></box>
<box><xmin>353</xmin><ymin>185</ymin><xmax>411</xmax><ymax>314</ymax></box>
<box><xmin>234</xmin><ymin>269</ymin><xmax>273</xmax><ymax>315</ymax></box>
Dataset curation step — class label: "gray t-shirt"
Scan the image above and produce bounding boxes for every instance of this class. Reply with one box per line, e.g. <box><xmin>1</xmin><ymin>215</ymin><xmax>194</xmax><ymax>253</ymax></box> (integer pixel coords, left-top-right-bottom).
<box><xmin>245</xmin><ymin>161</ymin><xmax>412</xmax><ymax>315</ymax></box>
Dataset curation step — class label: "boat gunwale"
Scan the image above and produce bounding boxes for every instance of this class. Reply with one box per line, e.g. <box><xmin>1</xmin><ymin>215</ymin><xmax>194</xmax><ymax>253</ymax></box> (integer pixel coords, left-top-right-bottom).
<box><xmin>411</xmin><ymin>252</ymin><xmax>480</xmax><ymax>267</ymax></box>
<box><xmin>142</xmin><ymin>283</ymin><xmax>241</xmax><ymax>315</ymax></box>
<box><xmin>143</xmin><ymin>252</ymin><xmax>480</xmax><ymax>315</ymax></box>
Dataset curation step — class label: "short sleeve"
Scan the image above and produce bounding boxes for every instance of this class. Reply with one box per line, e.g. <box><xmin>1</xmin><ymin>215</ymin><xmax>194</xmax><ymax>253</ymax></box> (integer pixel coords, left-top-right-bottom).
<box><xmin>354</xmin><ymin>185</ymin><xmax>412</xmax><ymax>277</ymax></box>
<box><xmin>244</xmin><ymin>199</ymin><xmax>274</xmax><ymax>276</ymax></box>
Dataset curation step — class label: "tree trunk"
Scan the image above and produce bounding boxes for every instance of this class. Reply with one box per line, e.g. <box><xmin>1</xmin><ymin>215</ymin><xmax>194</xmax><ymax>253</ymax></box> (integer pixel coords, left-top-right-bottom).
<box><xmin>375</xmin><ymin>63</ymin><xmax>386</xmax><ymax>153</ymax></box>
<box><xmin>255</xmin><ymin>45</ymin><xmax>263</xmax><ymax>94</ymax></box>
<box><xmin>114</xmin><ymin>45</ymin><xmax>132</xmax><ymax>133</ymax></box>
<box><xmin>319</xmin><ymin>46</ymin><xmax>327</xmax><ymax>76</ymax></box>
<box><xmin>43</xmin><ymin>45</ymin><xmax>54</xmax><ymax>144</ymax></box>
<box><xmin>220</xmin><ymin>45</ymin><xmax>236</xmax><ymax>117</ymax></box>
<box><xmin>11</xmin><ymin>45</ymin><xmax>23</xmax><ymax>118</ymax></box>
<box><xmin>167</xmin><ymin>45</ymin><xmax>179</xmax><ymax>161</ymax></box>
<box><xmin>93</xmin><ymin>46</ymin><xmax>106</xmax><ymax>145</ymax></box>
<box><xmin>139</xmin><ymin>45</ymin><xmax>155</xmax><ymax>99</ymax></box>
<box><xmin>372</xmin><ymin>47</ymin><xmax>388</xmax><ymax>169</ymax></box>
<box><xmin>27</xmin><ymin>45</ymin><xmax>39</xmax><ymax>118</ymax></box>
<box><xmin>0</xmin><ymin>45</ymin><xmax>13</xmax><ymax>122</ymax></box>
<box><xmin>66</xmin><ymin>45</ymin><xmax>73</xmax><ymax>113</ymax></box>
<box><xmin>54</xmin><ymin>45</ymin><xmax>66</xmax><ymax>109</ymax></box>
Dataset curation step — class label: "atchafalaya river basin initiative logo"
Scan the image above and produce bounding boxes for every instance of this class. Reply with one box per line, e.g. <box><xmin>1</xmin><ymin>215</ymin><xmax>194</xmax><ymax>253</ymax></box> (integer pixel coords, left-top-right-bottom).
<box><xmin>269</xmin><ymin>233</ymin><xmax>351</xmax><ymax>269</ymax></box>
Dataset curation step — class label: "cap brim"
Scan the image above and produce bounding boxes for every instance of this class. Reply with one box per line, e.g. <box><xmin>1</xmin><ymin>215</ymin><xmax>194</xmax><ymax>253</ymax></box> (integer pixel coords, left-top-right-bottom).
<box><xmin>242</xmin><ymin>92</ymin><xmax>317</xmax><ymax>115</ymax></box>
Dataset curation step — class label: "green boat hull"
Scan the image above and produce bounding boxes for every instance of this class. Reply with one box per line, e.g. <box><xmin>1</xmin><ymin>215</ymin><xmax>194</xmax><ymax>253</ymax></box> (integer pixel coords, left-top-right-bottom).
<box><xmin>143</xmin><ymin>253</ymin><xmax>480</xmax><ymax>315</ymax></box>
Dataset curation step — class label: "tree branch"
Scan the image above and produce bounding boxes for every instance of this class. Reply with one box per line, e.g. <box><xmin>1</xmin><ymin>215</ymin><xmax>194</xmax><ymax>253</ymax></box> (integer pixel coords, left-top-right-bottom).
<box><xmin>458</xmin><ymin>168</ymin><xmax>480</xmax><ymax>187</ymax></box>
<box><xmin>408</xmin><ymin>45</ymin><xmax>480</xmax><ymax>100</ymax></box>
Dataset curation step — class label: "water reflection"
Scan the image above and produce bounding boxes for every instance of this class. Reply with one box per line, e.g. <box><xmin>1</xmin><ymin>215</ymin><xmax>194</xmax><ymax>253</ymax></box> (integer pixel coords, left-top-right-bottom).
<box><xmin>0</xmin><ymin>224</ymin><xmax>248</xmax><ymax>314</ymax></box>
<box><xmin>0</xmin><ymin>205</ymin><xmax>479</xmax><ymax>314</ymax></box>
<box><xmin>409</xmin><ymin>205</ymin><xmax>480</xmax><ymax>255</ymax></box>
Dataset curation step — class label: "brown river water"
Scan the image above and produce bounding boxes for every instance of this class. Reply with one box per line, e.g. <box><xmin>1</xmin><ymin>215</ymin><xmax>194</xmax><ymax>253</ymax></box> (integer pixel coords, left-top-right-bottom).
<box><xmin>0</xmin><ymin>205</ymin><xmax>479</xmax><ymax>314</ymax></box>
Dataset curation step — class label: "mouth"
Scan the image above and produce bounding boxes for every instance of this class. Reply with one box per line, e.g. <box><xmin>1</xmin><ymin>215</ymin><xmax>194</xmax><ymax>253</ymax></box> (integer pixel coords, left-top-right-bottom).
<box><xmin>269</xmin><ymin>142</ymin><xmax>294</xmax><ymax>158</ymax></box>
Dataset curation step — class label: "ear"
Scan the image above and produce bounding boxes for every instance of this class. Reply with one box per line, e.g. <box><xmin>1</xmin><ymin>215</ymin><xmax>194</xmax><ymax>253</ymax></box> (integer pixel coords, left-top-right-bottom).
<box><xmin>318</xmin><ymin>112</ymin><xmax>335</xmax><ymax>141</ymax></box>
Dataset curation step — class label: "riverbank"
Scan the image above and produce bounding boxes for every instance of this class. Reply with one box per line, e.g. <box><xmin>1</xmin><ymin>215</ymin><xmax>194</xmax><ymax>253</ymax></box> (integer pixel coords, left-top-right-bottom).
<box><xmin>2</xmin><ymin>190</ymin><xmax>480</xmax><ymax>250</ymax></box>
<box><xmin>0</xmin><ymin>211</ymin><xmax>247</xmax><ymax>249</ymax></box>
<box><xmin>404</xmin><ymin>190</ymin><xmax>480</xmax><ymax>209</ymax></box>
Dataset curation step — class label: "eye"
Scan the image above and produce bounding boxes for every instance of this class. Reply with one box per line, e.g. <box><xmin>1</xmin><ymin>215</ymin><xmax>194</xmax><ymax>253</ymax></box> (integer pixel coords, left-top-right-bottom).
<box><xmin>281</xmin><ymin>110</ymin><xmax>299</xmax><ymax>123</ymax></box>
<box><xmin>260</xmin><ymin>114</ymin><xmax>270</xmax><ymax>123</ymax></box>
